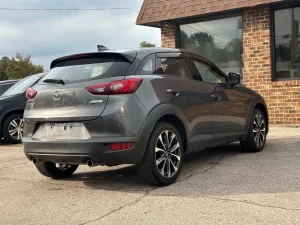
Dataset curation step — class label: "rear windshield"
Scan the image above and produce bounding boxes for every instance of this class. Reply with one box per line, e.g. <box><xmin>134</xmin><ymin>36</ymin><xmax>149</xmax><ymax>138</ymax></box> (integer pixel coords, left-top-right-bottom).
<box><xmin>42</xmin><ymin>57</ymin><xmax>131</xmax><ymax>84</ymax></box>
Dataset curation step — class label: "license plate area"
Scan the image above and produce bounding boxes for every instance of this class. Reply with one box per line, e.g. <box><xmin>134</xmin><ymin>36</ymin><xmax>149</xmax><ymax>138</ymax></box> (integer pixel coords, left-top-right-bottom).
<box><xmin>32</xmin><ymin>122</ymin><xmax>91</xmax><ymax>140</ymax></box>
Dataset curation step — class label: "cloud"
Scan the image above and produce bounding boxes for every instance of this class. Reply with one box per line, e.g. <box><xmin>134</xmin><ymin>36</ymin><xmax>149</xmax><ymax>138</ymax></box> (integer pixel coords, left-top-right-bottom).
<box><xmin>0</xmin><ymin>0</ymin><xmax>161</xmax><ymax>70</ymax></box>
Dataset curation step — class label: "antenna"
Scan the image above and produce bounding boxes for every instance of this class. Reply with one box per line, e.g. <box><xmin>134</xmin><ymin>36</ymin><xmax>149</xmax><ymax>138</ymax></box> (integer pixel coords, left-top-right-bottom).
<box><xmin>97</xmin><ymin>45</ymin><xmax>109</xmax><ymax>52</ymax></box>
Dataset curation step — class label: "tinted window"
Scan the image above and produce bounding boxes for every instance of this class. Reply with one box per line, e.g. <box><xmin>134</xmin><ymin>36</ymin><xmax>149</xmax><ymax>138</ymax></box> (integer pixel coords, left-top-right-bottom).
<box><xmin>193</xmin><ymin>60</ymin><xmax>226</xmax><ymax>83</ymax></box>
<box><xmin>157</xmin><ymin>58</ymin><xmax>191</xmax><ymax>79</ymax></box>
<box><xmin>180</xmin><ymin>16</ymin><xmax>243</xmax><ymax>81</ymax></box>
<box><xmin>42</xmin><ymin>56</ymin><xmax>131</xmax><ymax>84</ymax></box>
<box><xmin>136</xmin><ymin>54</ymin><xmax>155</xmax><ymax>75</ymax></box>
<box><xmin>2</xmin><ymin>76</ymin><xmax>41</xmax><ymax>97</ymax></box>
<box><xmin>274</xmin><ymin>7</ymin><xmax>300</xmax><ymax>79</ymax></box>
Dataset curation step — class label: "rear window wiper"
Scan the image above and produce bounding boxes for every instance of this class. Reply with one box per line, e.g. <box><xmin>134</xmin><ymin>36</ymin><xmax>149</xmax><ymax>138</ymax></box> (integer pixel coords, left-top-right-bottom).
<box><xmin>43</xmin><ymin>79</ymin><xmax>65</xmax><ymax>85</ymax></box>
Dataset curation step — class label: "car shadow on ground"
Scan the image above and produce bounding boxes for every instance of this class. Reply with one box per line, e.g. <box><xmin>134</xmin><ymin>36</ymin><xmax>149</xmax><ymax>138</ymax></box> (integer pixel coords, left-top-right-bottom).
<box><xmin>62</xmin><ymin>137</ymin><xmax>300</xmax><ymax>197</ymax></box>
<box><xmin>57</xmin><ymin>138</ymin><xmax>300</xmax><ymax>196</ymax></box>
<box><xmin>67</xmin><ymin>142</ymin><xmax>245</xmax><ymax>192</ymax></box>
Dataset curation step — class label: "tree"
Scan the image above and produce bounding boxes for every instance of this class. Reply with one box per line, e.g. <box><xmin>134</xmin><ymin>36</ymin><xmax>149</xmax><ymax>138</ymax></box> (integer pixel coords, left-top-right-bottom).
<box><xmin>140</xmin><ymin>41</ymin><xmax>156</xmax><ymax>48</ymax></box>
<box><xmin>213</xmin><ymin>38</ymin><xmax>243</xmax><ymax>65</ymax></box>
<box><xmin>0</xmin><ymin>57</ymin><xmax>10</xmax><ymax>80</ymax></box>
<box><xmin>190</xmin><ymin>32</ymin><xmax>215</xmax><ymax>59</ymax></box>
<box><xmin>180</xmin><ymin>31</ymin><xmax>195</xmax><ymax>47</ymax></box>
<box><xmin>5</xmin><ymin>54</ymin><xmax>44</xmax><ymax>79</ymax></box>
<box><xmin>190</xmin><ymin>32</ymin><xmax>214</xmax><ymax>45</ymax></box>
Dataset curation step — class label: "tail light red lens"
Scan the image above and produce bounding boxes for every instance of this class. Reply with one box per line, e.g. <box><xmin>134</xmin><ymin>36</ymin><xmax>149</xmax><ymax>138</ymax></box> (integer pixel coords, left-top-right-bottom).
<box><xmin>107</xmin><ymin>143</ymin><xmax>134</xmax><ymax>151</ymax></box>
<box><xmin>87</xmin><ymin>78</ymin><xmax>143</xmax><ymax>95</ymax></box>
<box><xmin>26</xmin><ymin>88</ymin><xmax>37</xmax><ymax>100</ymax></box>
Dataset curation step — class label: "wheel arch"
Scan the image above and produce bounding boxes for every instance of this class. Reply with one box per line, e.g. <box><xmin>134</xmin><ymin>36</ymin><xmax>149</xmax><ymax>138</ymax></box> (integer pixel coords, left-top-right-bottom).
<box><xmin>241</xmin><ymin>99</ymin><xmax>269</xmax><ymax>141</ymax></box>
<box><xmin>157</xmin><ymin>114</ymin><xmax>188</xmax><ymax>152</ymax></box>
<box><xmin>139</xmin><ymin>104</ymin><xmax>190</xmax><ymax>152</ymax></box>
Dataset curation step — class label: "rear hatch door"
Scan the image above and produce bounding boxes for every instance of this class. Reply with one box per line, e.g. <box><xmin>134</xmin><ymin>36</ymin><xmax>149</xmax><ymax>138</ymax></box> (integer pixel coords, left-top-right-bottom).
<box><xmin>25</xmin><ymin>52</ymin><xmax>135</xmax><ymax>122</ymax></box>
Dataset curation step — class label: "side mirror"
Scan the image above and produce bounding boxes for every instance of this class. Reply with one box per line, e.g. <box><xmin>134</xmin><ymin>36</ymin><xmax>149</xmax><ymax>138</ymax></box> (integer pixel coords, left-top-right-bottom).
<box><xmin>228</xmin><ymin>72</ymin><xmax>240</xmax><ymax>85</ymax></box>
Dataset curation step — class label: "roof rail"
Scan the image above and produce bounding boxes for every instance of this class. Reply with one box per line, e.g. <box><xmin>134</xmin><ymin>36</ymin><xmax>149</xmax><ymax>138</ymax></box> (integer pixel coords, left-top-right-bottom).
<box><xmin>97</xmin><ymin>45</ymin><xmax>109</xmax><ymax>52</ymax></box>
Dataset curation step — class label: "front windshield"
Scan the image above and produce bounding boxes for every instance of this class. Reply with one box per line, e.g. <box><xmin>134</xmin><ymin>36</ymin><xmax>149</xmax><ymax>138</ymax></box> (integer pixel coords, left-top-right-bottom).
<box><xmin>2</xmin><ymin>75</ymin><xmax>42</xmax><ymax>97</ymax></box>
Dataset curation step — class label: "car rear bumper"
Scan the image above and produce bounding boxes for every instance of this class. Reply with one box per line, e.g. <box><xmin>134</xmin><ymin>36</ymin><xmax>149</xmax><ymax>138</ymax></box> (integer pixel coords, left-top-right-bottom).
<box><xmin>23</xmin><ymin>137</ymin><xmax>147</xmax><ymax>166</ymax></box>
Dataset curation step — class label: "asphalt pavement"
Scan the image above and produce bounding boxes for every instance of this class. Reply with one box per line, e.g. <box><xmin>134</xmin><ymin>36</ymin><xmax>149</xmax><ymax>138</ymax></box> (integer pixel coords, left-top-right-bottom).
<box><xmin>0</xmin><ymin>126</ymin><xmax>300</xmax><ymax>225</ymax></box>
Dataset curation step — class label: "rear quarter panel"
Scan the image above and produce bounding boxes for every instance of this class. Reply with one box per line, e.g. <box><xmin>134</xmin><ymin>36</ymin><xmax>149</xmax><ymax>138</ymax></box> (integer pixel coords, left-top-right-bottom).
<box><xmin>132</xmin><ymin>75</ymin><xmax>191</xmax><ymax>147</ymax></box>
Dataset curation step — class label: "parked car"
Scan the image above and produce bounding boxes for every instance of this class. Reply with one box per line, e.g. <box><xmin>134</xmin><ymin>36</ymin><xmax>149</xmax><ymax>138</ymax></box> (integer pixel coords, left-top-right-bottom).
<box><xmin>0</xmin><ymin>73</ymin><xmax>45</xmax><ymax>143</ymax></box>
<box><xmin>0</xmin><ymin>80</ymin><xmax>19</xmax><ymax>96</ymax></box>
<box><xmin>23</xmin><ymin>48</ymin><xmax>268</xmax><ymax>186</ymax></box>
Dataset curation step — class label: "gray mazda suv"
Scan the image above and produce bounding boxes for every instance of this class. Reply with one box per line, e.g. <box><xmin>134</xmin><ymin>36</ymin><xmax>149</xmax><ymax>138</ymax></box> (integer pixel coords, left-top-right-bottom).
<box><xmin>23</xmin><ymin>48</ymin><xmax>268</xmax><ymax>186</ymax></box>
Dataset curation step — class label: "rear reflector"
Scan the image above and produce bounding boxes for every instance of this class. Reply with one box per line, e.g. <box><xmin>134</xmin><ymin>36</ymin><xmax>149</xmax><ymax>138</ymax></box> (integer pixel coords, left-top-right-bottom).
<box><xmin>107</xmin><ymin>143</ymin><xmax>134</xmax><ymax>151</ymax></box>
<box><xmin>87</xmin><ymin>78</ymin><xmax>143</xmax><ymax>95</ymax></box>
<box><xmin>26</xmin><ymin>88</ymin><xmax>37</xmax><ymax>100</ymax></box>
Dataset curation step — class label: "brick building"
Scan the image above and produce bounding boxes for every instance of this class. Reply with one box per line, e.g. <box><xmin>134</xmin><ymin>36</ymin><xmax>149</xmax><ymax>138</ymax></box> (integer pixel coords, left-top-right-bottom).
<box><xmin>137</xmin><ymin>0</ymin><xmax>300</xmax><ymax>124</ymax></box>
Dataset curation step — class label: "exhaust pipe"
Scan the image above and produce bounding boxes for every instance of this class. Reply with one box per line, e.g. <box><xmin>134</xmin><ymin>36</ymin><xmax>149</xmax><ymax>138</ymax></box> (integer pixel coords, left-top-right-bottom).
<box><xmin>87</xmin><ymin>160</ymin><xmax>94</xmax><ymax>167</ymax></box>
<box><xmin>32</xmin><ymin>158</ymin><xmax>37</xmax><ymax>165</ymax></box>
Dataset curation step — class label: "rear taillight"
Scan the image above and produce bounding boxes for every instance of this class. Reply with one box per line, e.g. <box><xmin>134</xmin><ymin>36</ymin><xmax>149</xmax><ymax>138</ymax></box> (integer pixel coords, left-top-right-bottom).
<box><xmin>87</xmin><ymin>78</ymin><xmax>143</xmax><ymax>95</ymax></box>
<box><xmin>26</xmin><ymin>88</ymin><xmax>37</xmax><ymax>100</ymax></box>
<box><xmin>107</xmin><ymin>143</ymin><xmax>134</xmax><ymax>151</ymax></box>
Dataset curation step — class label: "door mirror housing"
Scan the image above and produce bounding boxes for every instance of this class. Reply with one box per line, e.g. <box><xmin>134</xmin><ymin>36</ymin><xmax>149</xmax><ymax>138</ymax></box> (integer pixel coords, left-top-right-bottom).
<box><xmin>228</xmin><ymin>72</ymin><xmax>240</xmax><ymax>85</ymax></box>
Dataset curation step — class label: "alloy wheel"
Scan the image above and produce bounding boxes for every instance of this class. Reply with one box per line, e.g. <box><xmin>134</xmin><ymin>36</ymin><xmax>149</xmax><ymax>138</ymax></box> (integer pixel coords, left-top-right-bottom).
<box><xmin>253</xmin><ymin>114</ymin><xmax>266</xmax><ymax>147</ymax></box>
<box><xmin>8</xmin><ymin>118</ymin><xmax>24</xmax><ymax>140</ymax></box>
<box><xmin>155</xmin><ymin>130</ymin><xmax>181</xmax><ymax>178</ymax></box>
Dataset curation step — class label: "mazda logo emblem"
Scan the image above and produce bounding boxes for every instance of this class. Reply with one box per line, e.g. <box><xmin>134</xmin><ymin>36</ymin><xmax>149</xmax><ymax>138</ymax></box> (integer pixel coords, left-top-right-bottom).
<box><xmin>53</xmin><ymin>91</ymin><xmax>63</xmax><ymax>101</ymax></box>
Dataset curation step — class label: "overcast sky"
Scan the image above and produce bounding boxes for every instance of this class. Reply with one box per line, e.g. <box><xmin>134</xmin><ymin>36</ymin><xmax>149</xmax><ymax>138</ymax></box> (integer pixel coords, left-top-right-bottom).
<box><xmin>0</xmin><ymin>0</ymin><xmax>161</xmax><ymax>70</ymax></box>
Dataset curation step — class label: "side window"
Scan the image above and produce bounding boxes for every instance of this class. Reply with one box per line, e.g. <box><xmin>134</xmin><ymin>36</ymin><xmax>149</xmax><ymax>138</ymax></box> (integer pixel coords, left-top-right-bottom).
<box><xmin>136</xmin><ymin>54</ymin><xmax>155</xmax><ymax>75</ymax></box>
<box><xmin>193</xmin><ymin>60</ymin><xmax>226</xmax><ymax>83</ymax></box>
<box><xmin>156</xmin><ymin>58</ymin><xmax>191</xmax><ymax>79</ymax></box>
<box><xmin>0</xmin><ymin>84</ymin><xmax>11</xmax><ymax>95</ymax></box>
<box><xmin>0</xmin><ymin>85</ymin><xmax>5</xmax><ymax>95</ymax></box>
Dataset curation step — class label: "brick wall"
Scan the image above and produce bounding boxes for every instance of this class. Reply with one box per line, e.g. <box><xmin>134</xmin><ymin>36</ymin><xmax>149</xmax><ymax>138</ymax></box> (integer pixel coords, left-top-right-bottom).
<box><xmin>160</xmin><ymin>7</ymin><xmax>300</xmax><ymax>124</ymax></box>
<box><xmin>161</xmin><ymin>25</ymin><xmax>176</xmax><ymax>48</ymax></box>
<box><xmin>243</xmin><ymin>7</ymin><xmax>300</xmax><ymax>124</ymax></box>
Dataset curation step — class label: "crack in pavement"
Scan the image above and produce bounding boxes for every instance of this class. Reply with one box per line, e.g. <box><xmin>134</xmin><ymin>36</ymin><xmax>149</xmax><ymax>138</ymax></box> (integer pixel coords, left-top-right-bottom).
<box><xmin>143</xmin><ymin>193</ymin><xmax>300</xmax><ymax>212</ymax></box>
<box><xmin>177</xmin><ymin>153</ymin><xmax>236</xmax><ymax>183</ymax></box>
<box><xmin>78</xmin><ymin>187</ymin><xmax>157</xmax><ymax>225</ymax></box>
<box><xmin>202</xmin><ymin>196</ymin><xmax>300</xmax><ymax>211</ymax></box>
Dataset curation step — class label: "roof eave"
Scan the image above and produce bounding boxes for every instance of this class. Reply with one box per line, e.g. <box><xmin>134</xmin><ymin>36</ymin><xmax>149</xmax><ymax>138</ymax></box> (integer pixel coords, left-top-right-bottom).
<box><xmin>136</xmin><ymin>0</ymin><xmax>294</xmax><ymax>27</ymax></box>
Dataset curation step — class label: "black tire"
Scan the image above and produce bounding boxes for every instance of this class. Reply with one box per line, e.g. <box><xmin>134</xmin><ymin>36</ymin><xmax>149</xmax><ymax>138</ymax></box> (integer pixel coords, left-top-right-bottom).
<box><xmin>240</xmin><ymin>108</ymin><xmax>267</xmax><ymax>152</ymax></box>
<box><xmin>137</xmin><ymin>122</ymin><xmax>184</xmax><ymax>186</ymax></box>
<box><xmin>35</xmin><ymin>162</ymin><xmax>78</xmax><ymax>179</ymax></box>
<box><xmin>2</xmin><ymin>113</ymin><xmax>24</xmax><ymax>144</ymax></box>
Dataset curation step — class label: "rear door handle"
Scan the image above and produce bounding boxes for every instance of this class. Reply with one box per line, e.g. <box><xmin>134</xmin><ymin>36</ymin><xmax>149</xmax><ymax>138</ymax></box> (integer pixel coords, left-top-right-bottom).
<box><xmin>166</xmin><ymin>89</ymin><xmax>180</xmax><ymax>96</ymax></box>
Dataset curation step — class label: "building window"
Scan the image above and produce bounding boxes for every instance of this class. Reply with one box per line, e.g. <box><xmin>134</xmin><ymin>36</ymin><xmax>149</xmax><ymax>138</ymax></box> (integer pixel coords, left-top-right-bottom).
<box><xmin>180</xmin><ymin>16</ymin><xmax>243</xmax><ymax>80</ymax></box>
<box><xmin>274</xmin><ymin>7</ymin><xmax>300</xmax><ymax>80</ymax></box>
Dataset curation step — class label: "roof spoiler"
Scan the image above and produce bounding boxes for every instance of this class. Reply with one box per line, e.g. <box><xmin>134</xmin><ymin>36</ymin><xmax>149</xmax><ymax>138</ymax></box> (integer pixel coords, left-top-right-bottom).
<box><xmin>50</xmin><ymin>52</ymin><xmax>135</xmax><ymax>69</ymax></box>
<box><xmin>97</xmin><ymin>45</ymin><xmax>109</xmax><ymax>52</ymax></box>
